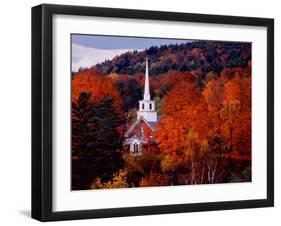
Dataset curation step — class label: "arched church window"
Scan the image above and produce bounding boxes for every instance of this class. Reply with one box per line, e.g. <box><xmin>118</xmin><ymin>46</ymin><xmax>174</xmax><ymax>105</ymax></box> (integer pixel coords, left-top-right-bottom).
<box><xmin>149</xmin><ymin>103</ymin><xmax>152</xmax><ymax>110</ymax></box>
<box><xmin>142</xmin><ymin>103</ymin><xmax>144</xmax><ymax>109</ymax></box>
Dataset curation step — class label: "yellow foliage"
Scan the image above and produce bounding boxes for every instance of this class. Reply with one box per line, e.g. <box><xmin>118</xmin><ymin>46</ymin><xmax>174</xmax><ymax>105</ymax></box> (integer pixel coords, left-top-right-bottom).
<box><xmin>90</xmin><ymin>169</ymin><xmax>129</xmax><ymax>189</ymax></box>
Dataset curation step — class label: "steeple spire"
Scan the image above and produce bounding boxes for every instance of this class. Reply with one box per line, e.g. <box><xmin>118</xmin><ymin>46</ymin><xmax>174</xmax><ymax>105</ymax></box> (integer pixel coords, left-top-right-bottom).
<box><xmin>137</xmin><ymin>57</ymin><xmax>157</xmax><ymax>122</ymax></box>
<box><xmin>143</xmin><ymin>58</ymin><xmax>150</xmax><ymax>101</ymax></box>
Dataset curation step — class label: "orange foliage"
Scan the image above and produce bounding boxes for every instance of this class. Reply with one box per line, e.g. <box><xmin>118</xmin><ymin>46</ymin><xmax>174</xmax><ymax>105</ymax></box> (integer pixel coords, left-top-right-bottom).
<box><xmin>150</xmin><ymin>71</ymin><xmax>196</xmax><ymax>92</ymax></box>
<box><xmin>109</xmin><ymin>73</ymin><xmax>131</xmax><ymax>82</ymax></box>
<box><xmin>221</xmin><ymin>66</ymin><xmax>251</xmax><ymax>80</ymax></box>
<box><xmin>222</xmin><ymin>75</ymin><xmax>251</xmax><ymax>156</ymax></box>
<box><xmin>156</xmin><ymin>69</ymin><xmax>251</xmax><ymax>161</ymax></box>
<box><xmin>224</xmin><ymin>75</ymin><xmax>251</xmax><ymax>110</ymax></box>
<box><xmin>203</xmin><ymin>77</ymin><xmax>226</xmax><ymax>134</ymax></box>
<box><xmin>203</xmin><ymin>74</ymin><xmax>251</xmax><ymax>156</ymax></box>
<box><xmin>155</xmin><ymin>82</ymin><xmax>209</xmax><ymax>154</ymax></box>
<box><xmin>139</xmin><ymin>172</ymin><xmax>170</xmax><ymax>187</ymax></box>
<box><xmin>72</xmin><ymin>71</ymin><xmax>122</xmax><ymax>112</ymax></box>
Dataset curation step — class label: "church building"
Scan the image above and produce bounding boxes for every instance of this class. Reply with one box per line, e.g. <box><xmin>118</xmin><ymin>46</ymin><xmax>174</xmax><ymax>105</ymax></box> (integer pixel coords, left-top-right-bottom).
<box><xmin>124</xmin><ymin>58</ymin><xmax>159</xmax><ymax>155</ymax></box>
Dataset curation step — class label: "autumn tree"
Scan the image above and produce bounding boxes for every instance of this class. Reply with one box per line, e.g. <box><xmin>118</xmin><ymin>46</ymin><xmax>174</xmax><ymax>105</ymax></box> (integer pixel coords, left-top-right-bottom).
<box><xmin>156</xmin><ymin>81</ymin><xmax>209</xmax><ymax>154</ymax></box>
<box><xmin>202</xmin><ymin>71</ymin><xmax>251</xmax><ymax>182</ymax></box>
<box><xmin>221</xmin><ymin>100</ymin><xmax>241</xmax><ymax>152</ymax></box>
<box><xmin>223</xmin><ymin>75</ymin><xmax>251</xmax><ymax>159</ymax></box>
<box><xmin>123</xmin><ymin>150</ymin><xmax>163</xmax><ymax>187</ymax></box>
<box><xmin>139</xmin><ymin>172</ymin><xmax>170</xmax><ymax>187</ymax></box>
<box><xmin>90</xmin><ymin>169</ymin><xmax>129</xmax><ymax>189</ymax></box>
<box><xmin>72</xmin><ymin>70</ymin><xmax>122</xmax><ymax>113</ymax></box>
<box><xmin>203</xmin><ymin>77</ymin><xmax>226</xmax><ymax>135</ymax></box>
<box><xmin>205</xmin><ymin>133</ymin><xmax>227</xmax><ymax>183</ymax></box>
<box><xmin>180</xmin><ymin>130</ymin><xmax>207</xmax><ymax>184</ymax></box>
<box><xmin>154</xmin><ymin>81</ymin><xmax>210</xmax><ymax>184</ymax></box>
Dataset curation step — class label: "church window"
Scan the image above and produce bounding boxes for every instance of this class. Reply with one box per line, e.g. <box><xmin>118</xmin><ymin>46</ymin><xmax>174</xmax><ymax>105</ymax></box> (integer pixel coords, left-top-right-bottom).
<box><xmin>142</xmin><ymin>103</ymin><xmax>144</xmax><ymax>109</ymax></box>
<box><xmin>149</xmin><ymin>103</ymin><xmax>152</xmax><ymax>110</ymax></box>
<box><xmin>141</xmin><ymin>126</ymin><xmax>144</xmax><ymax>135</ymax></box>
<box><xmin>133</xmin><ymin>143</ymin><xmax>139</xmax><ymax>153</ymax></box>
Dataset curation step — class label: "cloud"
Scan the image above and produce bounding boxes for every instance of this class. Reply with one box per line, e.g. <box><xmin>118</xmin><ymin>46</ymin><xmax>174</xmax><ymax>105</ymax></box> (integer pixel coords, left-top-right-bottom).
<box><xmin>72</xmin><ymin>44</ymin><xmax>140</xmax><ymax>72</ymax></box>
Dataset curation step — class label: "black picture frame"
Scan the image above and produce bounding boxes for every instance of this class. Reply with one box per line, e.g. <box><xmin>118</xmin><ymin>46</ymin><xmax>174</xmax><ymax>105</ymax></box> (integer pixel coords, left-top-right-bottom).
<box><xmin>32</xmin><ymin>3</ymin><xmax>274</xmax><ymax>222</ymax></box>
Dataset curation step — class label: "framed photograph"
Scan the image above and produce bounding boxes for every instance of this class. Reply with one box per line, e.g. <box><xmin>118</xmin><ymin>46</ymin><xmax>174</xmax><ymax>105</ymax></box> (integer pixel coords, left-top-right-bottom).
<box><xmin>32</xmin><ymin>4</ymin><xmax>274</xmax><ymax>221</ymax></box>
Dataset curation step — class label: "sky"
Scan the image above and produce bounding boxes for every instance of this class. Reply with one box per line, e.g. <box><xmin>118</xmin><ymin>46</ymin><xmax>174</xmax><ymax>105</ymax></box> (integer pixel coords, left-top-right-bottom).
<box><xmin>72</xmin><ymin>34</ymin><xmax>190</xmax><ymax>72</ymax></box>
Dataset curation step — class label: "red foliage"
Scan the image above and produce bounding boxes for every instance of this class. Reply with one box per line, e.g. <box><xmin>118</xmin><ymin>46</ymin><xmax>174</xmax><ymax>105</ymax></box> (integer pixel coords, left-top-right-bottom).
<box><xmin>72</xmin><ymin>70</ymin><xmax>122</xmax><ymax>113</ymax></box>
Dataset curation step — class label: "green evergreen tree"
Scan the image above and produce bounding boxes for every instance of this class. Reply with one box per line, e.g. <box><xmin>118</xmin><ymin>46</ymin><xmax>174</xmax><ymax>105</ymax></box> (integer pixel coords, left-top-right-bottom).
<box><xmin>72</xmin><ymin>92</ymin><xmax>124</xmax><ymax>190</ymax></box>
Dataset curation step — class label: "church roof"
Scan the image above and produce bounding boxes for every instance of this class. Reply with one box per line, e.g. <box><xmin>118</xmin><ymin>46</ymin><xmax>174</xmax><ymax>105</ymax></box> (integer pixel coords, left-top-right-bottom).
<box><xmin>124</xmin><ymin>116</ymin><xmax>160</xmax><ymax>138</ymax></box>
<box><xmin>146</xmin><ymin>116</ymin><xmax>161</xmax><ymax>129</ymax></box>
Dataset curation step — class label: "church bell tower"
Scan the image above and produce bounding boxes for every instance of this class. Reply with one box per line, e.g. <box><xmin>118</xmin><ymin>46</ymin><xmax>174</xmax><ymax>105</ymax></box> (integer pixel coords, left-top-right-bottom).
<box><xmin>137</xmin><ymin>58</ymin><xmax>157</xmax><ymax>122</ymax></box>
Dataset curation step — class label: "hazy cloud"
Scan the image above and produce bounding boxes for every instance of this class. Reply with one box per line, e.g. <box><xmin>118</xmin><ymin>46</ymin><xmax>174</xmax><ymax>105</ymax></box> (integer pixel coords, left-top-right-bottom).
<box><xmin>72</xmin><ymin>44</ymin><xmax>139</xmax><ymax>72</ymax></box>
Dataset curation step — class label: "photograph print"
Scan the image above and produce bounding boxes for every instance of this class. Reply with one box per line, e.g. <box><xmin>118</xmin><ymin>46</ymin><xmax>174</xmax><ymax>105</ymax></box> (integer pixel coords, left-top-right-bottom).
<box><xmin>71</xmin><ymin>34</ymin><xmax>252</xmax><ymax>191</ymax></box>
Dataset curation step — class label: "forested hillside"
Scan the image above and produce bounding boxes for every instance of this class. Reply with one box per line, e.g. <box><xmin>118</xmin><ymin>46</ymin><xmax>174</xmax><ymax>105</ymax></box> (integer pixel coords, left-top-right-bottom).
<box><xmin>87</xmin><ymin>41</ymin><xmax>251</xmax><ymax>76</ymax></box>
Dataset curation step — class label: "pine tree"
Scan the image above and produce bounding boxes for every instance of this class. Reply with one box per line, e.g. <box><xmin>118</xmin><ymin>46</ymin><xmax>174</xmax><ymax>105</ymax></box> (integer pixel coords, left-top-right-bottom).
<box><xmin>72</xmin><ymin>92</ymin><xmax>97</xmax><ymax>190</ymax></box>
<box><xmin>72</xmin><ymin>92</ymin><xmax>124</xmax><ymax>190</ymax></box>
<box><xmin>92</xmin><ymin>96</ymin><xmax>124</xmax><ymax>183</ymax></box>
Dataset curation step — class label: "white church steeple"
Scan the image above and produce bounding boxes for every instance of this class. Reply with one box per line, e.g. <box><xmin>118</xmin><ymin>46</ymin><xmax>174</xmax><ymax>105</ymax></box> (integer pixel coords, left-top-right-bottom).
<box><xmin>137</xmin><ymin>58</ymin><xmax>158</xmax><ymax>122</ymax></box>
<box><xmin>143</xmin><ymin>58</ymin><xmax>151</xmax><ymax>101</ymax></box>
